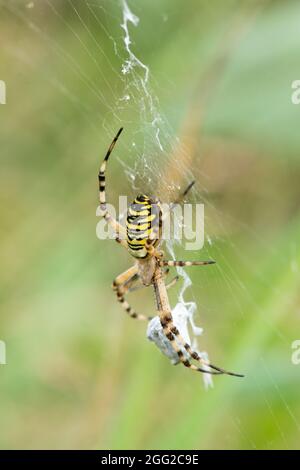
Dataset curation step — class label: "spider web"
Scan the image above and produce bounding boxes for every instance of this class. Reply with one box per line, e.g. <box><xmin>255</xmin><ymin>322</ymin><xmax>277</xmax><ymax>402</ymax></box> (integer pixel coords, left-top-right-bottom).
<box><xmin>43</xmin><ymin>0</ymin><xmax>214</xmax><ymax>385</ymax></box>
<box><xmin>112</xmin><ymin>0</ymin><xmax>214</xmax><ymax>387</ymax></box>
<box><xmin>1</xmin><ymin>0</ymin><xmax>212</xmax><ymax>384</ymax></box>
<box><xmin>2</xmin><ymin>0</ymin><xmax>299</xmax><ymax>449</ymax></box>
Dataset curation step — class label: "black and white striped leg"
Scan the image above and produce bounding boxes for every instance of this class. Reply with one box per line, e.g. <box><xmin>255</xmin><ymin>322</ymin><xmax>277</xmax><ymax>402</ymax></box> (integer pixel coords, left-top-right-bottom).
<box><xmin>112</xmin><ymin>266</ymin><xmax>153</xmax><ymax>321</ymax></box>
<box><xmin>160</xmin><ymin>260</ymin><xmax>216</xmax><ymax>268</ymax></box>
<box><xmin>159</xmin><ymin>310</ymin><xmax>222</xmax><ymax>375</ymax></box>
<box><xmin>98</xmin><ymin>128</ymin><xmax>126</xmax><ymax>242</ymax></box>
<box><xmin>161</xmin><ymin>181</ymin><xmax>195</xmax><ymax>223</ymax></box>
<box><xmin>160</xmin><ymin>311</ymin><xmax>244</xmax><ymax>377</ymax></box>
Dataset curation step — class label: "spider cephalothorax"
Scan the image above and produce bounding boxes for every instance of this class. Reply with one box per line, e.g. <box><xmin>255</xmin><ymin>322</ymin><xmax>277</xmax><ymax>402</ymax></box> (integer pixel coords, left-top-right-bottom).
<box><xmin>98</xmin><ymin>128</ymin><xmax>244</xmax><ymax>378</ymax></box>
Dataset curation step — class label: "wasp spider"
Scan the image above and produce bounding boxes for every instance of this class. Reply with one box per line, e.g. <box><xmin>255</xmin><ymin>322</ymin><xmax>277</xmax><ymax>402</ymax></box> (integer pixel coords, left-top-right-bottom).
<box><xmin>98</xmin><ymin>128</ymin><xmax>244</xmax><ymax>378</ymax></box>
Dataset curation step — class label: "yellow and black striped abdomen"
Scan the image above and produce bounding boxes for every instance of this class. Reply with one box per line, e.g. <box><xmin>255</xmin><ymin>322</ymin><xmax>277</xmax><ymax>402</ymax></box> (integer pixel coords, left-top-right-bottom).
<box><xmin>126</xmin><ymin>195</ymin><xmax>161</xmax><ymax>258</ymax></box>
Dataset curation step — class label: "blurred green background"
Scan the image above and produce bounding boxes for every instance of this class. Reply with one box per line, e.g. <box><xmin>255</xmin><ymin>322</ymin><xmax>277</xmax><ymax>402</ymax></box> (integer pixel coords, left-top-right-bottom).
<box><xmin>1</xmin><ymin>0</ymin><xmax>300</xmax><ymax>450</ymax></box>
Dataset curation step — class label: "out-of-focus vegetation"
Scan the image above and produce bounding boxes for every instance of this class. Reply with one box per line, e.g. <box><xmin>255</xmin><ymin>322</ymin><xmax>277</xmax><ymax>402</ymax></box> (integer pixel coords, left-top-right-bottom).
<box><xmin>0</xmin><ymin>0</ymin><xmax>300</xmax><ymax>449</ymax></box>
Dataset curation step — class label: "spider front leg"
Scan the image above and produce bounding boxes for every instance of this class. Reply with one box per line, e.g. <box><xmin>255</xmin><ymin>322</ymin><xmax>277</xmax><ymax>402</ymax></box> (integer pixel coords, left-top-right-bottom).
<box><xmin>159</xmin><ymin>310</ymin><xmax>222</xmax><ymax>375</ymax></box>
<box><xmin>160</xmin><ymin>310</ymin><xmax>244</xmax><ymax>377</ymax></box>
<box><xmin>112</xmin><ymin>265</ymin><xmax>153</xmax><ymax>321</ymax></box>
<box><xmin>98</xmin><ymin>127</ymin><xmax>127</xmax><ymax>245</ymax></box>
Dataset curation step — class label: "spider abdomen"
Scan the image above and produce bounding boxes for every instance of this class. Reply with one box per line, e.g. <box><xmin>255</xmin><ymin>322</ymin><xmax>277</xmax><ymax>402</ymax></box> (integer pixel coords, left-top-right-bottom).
<box><xmin>126</xmin><ymin>194</ymin><xmax>161</xmax><ymax>258</ymax></box>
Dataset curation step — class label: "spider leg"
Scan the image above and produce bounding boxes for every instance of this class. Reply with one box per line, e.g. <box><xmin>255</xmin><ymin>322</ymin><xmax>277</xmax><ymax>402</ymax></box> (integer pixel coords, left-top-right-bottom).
<box><xmin>145</xmin><ymin>237</ymin><xmax>163</xmax><ymax>259</ymax></box>
<box><xmin>153</xmin><ymin>266</ymin><xmax>243</xmax><ymax>377</ymax></box>
<box><xmin>128</xmin><ymin>280</ymin><xmax>149</xmax><ymax>294</ymax></box>
<box><xmin>145</xmin><ymin>245</ymin><xmax>163</xmax><ymax>259</ymax></box>
<box><xmin>124</xmin><ymin>272</ymin><xmax>139</xmax><ymax>289</ymax></box>
<box><xmin>171</xmin><ymin>180</ymin><xmax>195</xmax><ymax>208</ymax></box>
<box><xmin>98</xmin><ymin>128</ymin><xmax>127</xmax><ymax>243</ymax></box>
<box><xmin>128</xmin><ymin>270</ymin><xmax>178</xmax><ymax>293</ymax></box>
<box><xmin>161</xmin><ymin>313</ymin><xmax>244</xmax><ymax>377</ymax></box>
<box><xmin>112</xmin><ymin>266</ymin><xmax>153</xmax><ymax>321</ymax></box>
<box><xmin>116</xmin><ymin>237</ymin><xmax>128</xmax><ymax>249</ymax></box>
<box><xmin>159</xmin><ymin>310</ymin><xmax>223</xmax><ymax>375</ymax></box>
<box><xmin>161</xmin><ymin>180</ymin><xmax>195</xmax><ymax>223</ymax></box>
<box><xmin>165</xmin><ymin>275</ymin><xmax>179</xmax><ymax>290</ymax></box>
<box><xmin>160</xmin><ymin>260</ymin><xmax>216</xmax><ymax>267</ymax></box>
